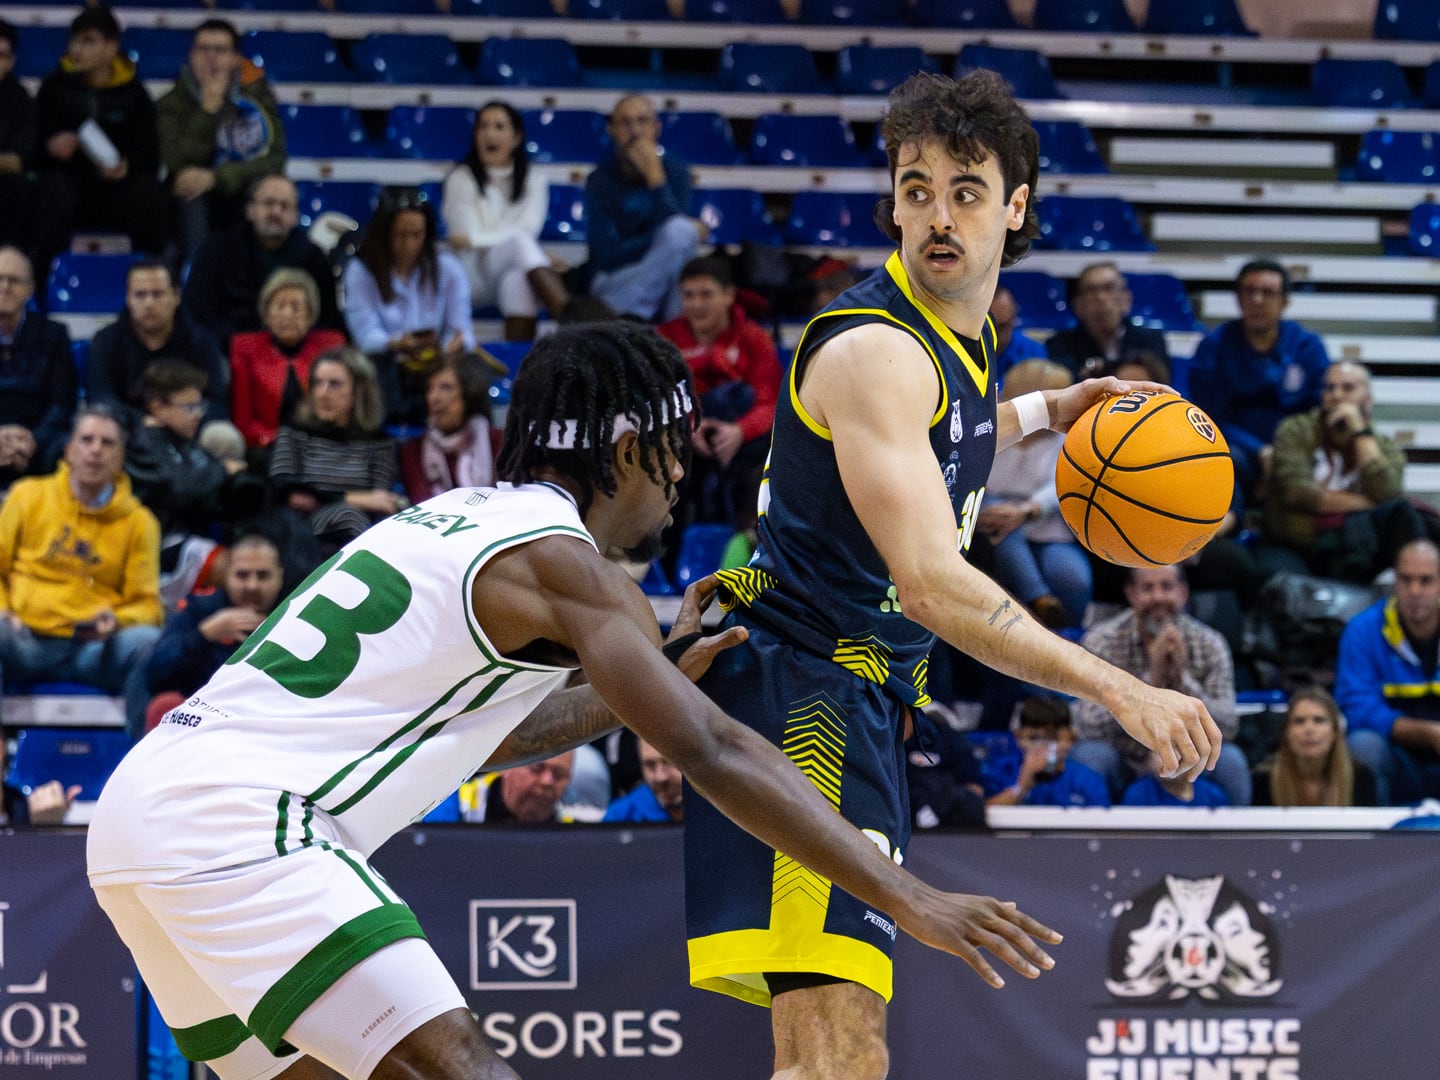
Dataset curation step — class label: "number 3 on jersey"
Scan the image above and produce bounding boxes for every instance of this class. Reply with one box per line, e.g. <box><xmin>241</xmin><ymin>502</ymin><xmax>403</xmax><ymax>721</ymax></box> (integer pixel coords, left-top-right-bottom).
<box><xmin>956</xmin><ymin>486</ymin><xmax>985</xmax><ymax>553</ymax></box>
<box><xmin>229</xmin><ymin>550</ymin><xmax>413</xmax><ymax>699</ymax></box>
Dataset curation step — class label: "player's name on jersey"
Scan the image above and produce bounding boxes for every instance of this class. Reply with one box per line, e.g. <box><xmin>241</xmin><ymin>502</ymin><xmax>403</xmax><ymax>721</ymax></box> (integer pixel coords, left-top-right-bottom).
<box><xmin>392</xmin><ymin>505</ymin><xmax>483</xmax><ymax>537</ymax></box>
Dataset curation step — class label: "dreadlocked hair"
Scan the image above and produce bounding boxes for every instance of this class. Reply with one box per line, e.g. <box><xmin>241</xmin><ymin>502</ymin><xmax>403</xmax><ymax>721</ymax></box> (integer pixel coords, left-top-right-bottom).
<box><xmin>497</xmin><ymin>321</ymin><xmax>694</xmax><ymax>514</ymax></box>
<box><xmin>873</xmin><ymin>69</ymin><xmax>1041</xmax><ymax>267</ymax></box>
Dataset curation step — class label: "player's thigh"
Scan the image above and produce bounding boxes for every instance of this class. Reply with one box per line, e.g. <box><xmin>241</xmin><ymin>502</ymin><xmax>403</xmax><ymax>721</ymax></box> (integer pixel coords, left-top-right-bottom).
<box><xmin>771</xmin><ymin>980</ymin><xmax>888</xmax><ymax>1080</ymax></box>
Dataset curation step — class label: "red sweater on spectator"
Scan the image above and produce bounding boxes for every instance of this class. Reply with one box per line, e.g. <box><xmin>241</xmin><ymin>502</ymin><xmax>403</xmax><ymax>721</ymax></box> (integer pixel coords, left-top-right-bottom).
<box><xmin>657</xmin><ymin>304</ymin><xmax>781</xmax><ymax>444</ymax></box>
<box><xmin>229</xmin><ymin>329</ymin><xmax>347</xmax><ymax>449</ymax></box>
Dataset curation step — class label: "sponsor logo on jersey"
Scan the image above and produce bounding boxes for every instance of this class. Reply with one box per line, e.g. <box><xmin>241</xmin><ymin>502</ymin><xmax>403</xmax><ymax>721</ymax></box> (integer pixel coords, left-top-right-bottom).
<box><xmin>949</xmin><ymin>398</ymin><xmax>964</xmax><ymax>444</ymax></box>
<box><xmin>470</xmin><ymin>900</ymin><xmax>577</xmax><ymax>990</ymax></box>
<box><xmin>972</xmin><ymin>418</ymin><xmax>995</xmax><ymax>438</ymax></box>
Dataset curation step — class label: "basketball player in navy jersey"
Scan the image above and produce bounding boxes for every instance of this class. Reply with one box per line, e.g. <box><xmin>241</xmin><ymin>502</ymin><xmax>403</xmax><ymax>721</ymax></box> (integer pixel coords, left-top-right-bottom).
<box><xmin>683</xmin><ymin>71</ymin><xmax>1224</xmax><ymax>1079</ymax></box>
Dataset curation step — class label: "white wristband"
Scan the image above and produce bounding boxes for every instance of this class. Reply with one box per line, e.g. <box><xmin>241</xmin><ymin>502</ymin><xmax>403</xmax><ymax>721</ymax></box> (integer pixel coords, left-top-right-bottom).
<box><xmin>1014</xmin><ymin>392</ymin><xmax>1050</xmax><ymax>437</ymax></box>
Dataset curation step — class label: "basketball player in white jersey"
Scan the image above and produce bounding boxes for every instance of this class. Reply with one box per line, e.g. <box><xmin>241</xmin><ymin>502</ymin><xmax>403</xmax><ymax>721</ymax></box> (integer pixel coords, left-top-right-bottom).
<box><xmin>87</xmin><ymin>322</ymin><xmax>1065</xmax><ymax>1080</ymax></box>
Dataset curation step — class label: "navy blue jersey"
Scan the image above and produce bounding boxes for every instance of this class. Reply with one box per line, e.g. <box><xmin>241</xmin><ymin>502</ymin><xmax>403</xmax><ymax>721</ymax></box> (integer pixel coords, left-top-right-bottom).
<box><xmin>715</xmin><ymin>252</ymin><xmax>998</xmax><ymax>708</ymax></box>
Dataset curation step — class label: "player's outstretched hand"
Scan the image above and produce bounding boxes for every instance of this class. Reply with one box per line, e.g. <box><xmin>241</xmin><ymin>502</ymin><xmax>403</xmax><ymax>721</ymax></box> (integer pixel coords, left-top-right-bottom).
<box><xmin>900</xmin><ymin>888</ymin><xmax>1061</xmax><ymax>989</ymax></box>
<box><xmin>664</xmin><ymin>575</ymin><xmax>748</xmax><ymax>684</ymax></box>
<box><xmin>1049</xmin><ymin>376</ymin><xmax>1179</xmax><ymax>433</ymax></box>
<box><xmin>1111</xmin><ymin>682</ymin><xmax>1223</xmax><ymax>782</ymax></box>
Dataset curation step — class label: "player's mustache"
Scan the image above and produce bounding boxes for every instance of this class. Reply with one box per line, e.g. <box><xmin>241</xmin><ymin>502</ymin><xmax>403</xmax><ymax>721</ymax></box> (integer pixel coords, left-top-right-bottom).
<box><xmin>924</xmin><ymin>234</ymin><xmax>964</xmax><ymax>254</ymax></box>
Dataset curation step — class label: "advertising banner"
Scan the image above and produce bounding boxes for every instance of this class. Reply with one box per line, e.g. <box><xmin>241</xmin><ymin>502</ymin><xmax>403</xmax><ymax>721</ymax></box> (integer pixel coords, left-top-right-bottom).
<box><xmin>0</xmin><ymin>832</ymin><xmax>137</xmax><ymax>1080</ymax></box>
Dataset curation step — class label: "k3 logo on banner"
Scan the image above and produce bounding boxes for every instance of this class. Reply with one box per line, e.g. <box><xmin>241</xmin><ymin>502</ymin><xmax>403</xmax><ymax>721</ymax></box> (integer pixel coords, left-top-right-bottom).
<box><xmin>469</xmin><ymin>900</ymin><xmax>577</xmax><ymax>991</ymax></box>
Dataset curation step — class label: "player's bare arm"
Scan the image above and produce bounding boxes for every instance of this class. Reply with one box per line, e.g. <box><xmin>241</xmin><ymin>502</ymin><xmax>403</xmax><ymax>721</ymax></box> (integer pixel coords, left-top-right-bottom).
<box><xmin>808</xmin><ymin>324</ymin><xmax>1222</xmax><ymax>781</ymax></box>
<box><xmin>481</xmin><ymin>576</ymin><xmax>746</xmax><ymax>770</ymax></box>
<box><xmin>500</xmin><ymin>531</ymin><xmax>1060</xmax><ymax>986</ymax></box>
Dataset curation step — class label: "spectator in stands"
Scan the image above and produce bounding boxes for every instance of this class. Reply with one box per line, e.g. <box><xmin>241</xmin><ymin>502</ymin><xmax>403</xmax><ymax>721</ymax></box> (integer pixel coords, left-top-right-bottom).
<box><xmin>125</xmin><ymin>360</ymin><xmax>267</xmax><ymax>610</ymax></box>
<box><xmin>143</xmin><ymin>533</ymin><xmax>284</xmax><ymax>734</ymax></box>
<box><xmin>397</xmin><ymin>351</ymin><xmax>499</xmax><ymax>505</ymax></box>
<box><xmin>1044</xmin><ymin>262</ymin><xmax>1168</xmax><ymax>379</ymax></box>
<box><xmin>0</xmin><ymin>727</ymin><xmax>80</xmax><ymax>826</ymax></box>
<box><xmin>1071</xmin><ymin>563</ymin><xmax>1248</xmax><ymax>806</ymax></box>
<box><xmin>986</xmin><ymin>696</ymin><xmax>1110</xmax><ymax>807</ymax></box>
<box><xmin>87</xmin><ymin>259</ymin><xmax>229</xmax><ymax>424</ymax></box>
<box><xmin>1260</xmin><ymin>360</ymin><xmax>1428</xmax><ymax>584</ymax></box>
<box><xmin>904</xmin><ymin>719</ymin><xmax>987</xmax><ymax>829</ymax></box>
<box><xmin>467</xmin><ymin>753</ymin><xmax>577</xmax><ymax>824</ymax></box>
<box><xmin>158</xmin><ymin>18</ymin><xmax>285</xmax><ymax>263</ymax></box>
<box><xmin>603</xmin><ymin>739</ymin><xmax>684</xmax><ymax>823</ymax></box>
<box><xmin>991</xmin><ymin>284</ymin><xmax>1045</xmax><ymax>377</ymax></box>
<box><xmin>584</xmin><ymin>93</ymin><xmax>705</xmax><ymax>322</ymax></box>
<box><xmin>184</xmin><ymin>173</ymin><xmax>341</xmax><ymax>347</ymax></box>
<box><xmin>1188</xmin><ymin>259</ymin><xmax>1330</xmax><ymax>503</ymax></box>
<box><xmin>657</xmin><ymin>255</ymin><xmax>780</xmax><ymax>534</ymax></box>
<box><xmin>268</xmin><ymin>347</ymin><xmax>402</xmax><ymax>550</ymax></box>
<box><xmin>0</xmin><ymin>405</ymin><xmax>163</xmax><ymax>736</ymax></box>
<box><xmin>979</xmin><ymin>359</ymin><xmax>1091</xmax><ymax>629</ymax></box>
<box><xmin>0</xmin><ymin>20</ymin><xmax>37</xmax><ymax>253</ymax></box>
<box><xmin>229</xmin><ymin>267</ymin><xmax>347</xmax><ymax>451</ymax></box>
<box><xmin>1251</xmin><ymin>686</ymin><xmax>1374</xmax><ymax>807</ymax></box>
<box><xmin>442</xmin><ymin>101</ymin><xmax>569</xmax><ymax>343</ymax></box>
<box><xmin>32</xmin><ymin>6</ymin><xmax>169</xmax><ymax>284</ymax></box>
<box><xmin>343</xmin><ymin>186</ymin><xmax>474</xmax><ymax>425</ymax></box>
<box><xmin>1121</xmin><ymin>749</ymin><xmax>1228</xmax><ymax>807</ymax></box>
<box><xmin>1335</xmin><ymin>538</ymin><xmax>1440</xmax><ymax>806</ymax></box>
<box><xmin>0</xmin><ymin>246</ymin><xmax>77</xmax><ymax>492</ymax></box>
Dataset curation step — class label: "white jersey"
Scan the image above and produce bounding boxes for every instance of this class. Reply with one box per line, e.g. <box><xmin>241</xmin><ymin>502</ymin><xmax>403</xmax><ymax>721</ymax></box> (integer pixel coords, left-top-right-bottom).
<box><xmin>88</xmin><ymin>483</ymin><xmax>592</xmax><ymax>885</ymax></box>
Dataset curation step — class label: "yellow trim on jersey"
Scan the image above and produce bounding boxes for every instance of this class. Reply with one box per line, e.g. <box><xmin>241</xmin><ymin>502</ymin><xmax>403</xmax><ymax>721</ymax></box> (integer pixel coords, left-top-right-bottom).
<box><xmin>831</xmin><ymin>635</ymin><xmax>892</xmax><ymax>688</ymax></box>
<box><xmin>884</xmin><ymin>252</ymin><xmax>993</xmax><ymax>400</ymax></box>
<box><xmin>688</xmin><ymin>929</ymin><xmax>894</xmax><ymax>1008</ymax></box>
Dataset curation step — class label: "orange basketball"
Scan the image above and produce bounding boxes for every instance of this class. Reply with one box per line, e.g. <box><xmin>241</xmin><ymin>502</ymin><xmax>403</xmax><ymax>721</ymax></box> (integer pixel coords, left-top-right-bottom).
<box><xmin>1055</xmin><ymin>391</ymin><xmax>1233</xmax><ymax>568</ymax></box>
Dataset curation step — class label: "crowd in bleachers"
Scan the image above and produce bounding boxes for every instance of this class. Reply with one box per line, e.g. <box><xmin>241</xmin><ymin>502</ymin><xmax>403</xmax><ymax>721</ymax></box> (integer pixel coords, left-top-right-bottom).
<box><xmin>3</xmin><ymin>0</ymin><xmax>1440</xmax><ymax>830</ymax></box>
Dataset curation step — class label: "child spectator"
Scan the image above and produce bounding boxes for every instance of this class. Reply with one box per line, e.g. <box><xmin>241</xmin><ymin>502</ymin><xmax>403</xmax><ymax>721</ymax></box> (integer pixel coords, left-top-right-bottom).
<box><xmin>1122</xmin><ymin>750</ymin><xmax>1229</xmax><ymax>807</ymax></box>
<box><xmin>987</xmin><ymin>696</ymin><xmax>1111</xmax><ymax>808</ymax></box>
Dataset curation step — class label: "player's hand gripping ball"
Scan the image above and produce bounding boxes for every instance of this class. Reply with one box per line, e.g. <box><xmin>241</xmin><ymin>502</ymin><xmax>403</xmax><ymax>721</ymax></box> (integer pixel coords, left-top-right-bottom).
<box><xmin>1055</xmin><ymin>391</ymin><xmax>1233</xmax><ymax>568</ymax></box>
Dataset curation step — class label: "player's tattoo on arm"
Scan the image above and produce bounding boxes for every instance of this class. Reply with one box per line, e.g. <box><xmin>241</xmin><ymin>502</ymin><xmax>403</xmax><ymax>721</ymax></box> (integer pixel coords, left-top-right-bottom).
<box><xmin>987</xmin><ymin>598</ymin><xmax>1024</xmax><ymax>634</ymax></box>
<box><xmin>482</xmin><ymin>686</ymin><xmax>619</xmax><ymax>772</ymax></box>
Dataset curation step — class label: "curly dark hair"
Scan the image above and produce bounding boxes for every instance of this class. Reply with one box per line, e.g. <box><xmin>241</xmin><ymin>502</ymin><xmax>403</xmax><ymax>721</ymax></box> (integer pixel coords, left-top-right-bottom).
<box><xmin>497</xmin><ymin>322</ymin><xmax>694</xmax><ymax>515</ymax></box>
<box><xmin>874</xmin><ymin>70</ymin><xmax>1040</xmax><ymax>267</ymax></box>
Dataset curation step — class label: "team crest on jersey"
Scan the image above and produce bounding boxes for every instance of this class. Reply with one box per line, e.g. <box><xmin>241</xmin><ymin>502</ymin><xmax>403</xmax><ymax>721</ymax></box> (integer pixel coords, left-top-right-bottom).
<box><xmin>949</xmin><ymin>398</ymin><xmax>963</xmax><ymax>443</ymax></box>
<box><xmin>942</xmin><ymin>460</ymin><xmax>958</xmax><ymax>495</ymax></box>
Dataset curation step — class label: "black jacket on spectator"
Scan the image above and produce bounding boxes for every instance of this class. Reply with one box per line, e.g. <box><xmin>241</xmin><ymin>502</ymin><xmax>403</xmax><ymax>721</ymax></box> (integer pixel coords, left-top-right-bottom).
<box><xmin>88</xmin><ymin>307</ymin><xmax>230</xmax><ymax>424</ymax></box>
<box><xmin>125</xmin><ymin>424</ymin><xmax>267</xmax><ymax>538</ymax></box>
<box><xmin>0</xmin><ymin>312</ymin><xmax>77</xmax><ymax>483</ymax></box>
<box><xmin>1044</xmin><ymin>323</ymin><xmax>1170</xmax><ymax>379</ymax></box>
<box><xmin>2</xmin><ymin>783</ymin><xmax>30</xmax><ymax>827</ymax></box>
<box><xmin>0</xmin><ymin>72</ymin><xmax>38</xmax><ymax>251</ymax></box>
<box><xmin>183</xmin><ymin>221</ymin><xmax>342</xmax><ymax>348</ymax></box>
<box><xmin>144</xmin><ymin>588</ymin><xmax>244</xmax><ymax>698</ymax></box>
<box><xmin>36</xmin><ymin>58</ymin><xmax>160</xmax><ymax>181</ymax></box>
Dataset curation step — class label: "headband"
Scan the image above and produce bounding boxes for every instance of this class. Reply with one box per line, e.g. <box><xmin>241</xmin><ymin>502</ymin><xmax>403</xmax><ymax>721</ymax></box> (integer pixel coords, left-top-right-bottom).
<box><xmin>536</xmin><ymin>382</ymin><xmax>694</xmax><ymax>450</ymax></box>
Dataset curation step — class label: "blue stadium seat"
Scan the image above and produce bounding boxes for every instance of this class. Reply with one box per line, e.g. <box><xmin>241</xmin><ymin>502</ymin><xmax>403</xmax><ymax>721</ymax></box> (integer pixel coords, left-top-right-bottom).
<box><xmin>1125</xmin><ymin>273</ymin><xmax>1204</xmax><ymax>332</ymax></box>
<box><xmin>350</xmin><ymin>33</ymin><xmax>466</xmax><ymax>85</ymax></box>
<box><xmin>335</xmin><ymin>0</ymin><xmax>438</xmax><ymax>12</ymax></box>
<box><xmin>1426</xmin><ymin>62</ymin><xmax>1440</xmax><ymax>108</ymax></box>
<box><xmin>540</xmin><ymin>184</ymin><xmax>588</xmax><ymax>243</ymax></box>
<box><xmin>1375</xmin><ymin>0</ymin><xmax>1440</xmax><ymax>41</ymax></box>
<box><xmin>720</xmin><ymin>42</ymin><xmax>826</xmax><ymax>94</ymax></box>
<box><xmin>522</xmin><ymin>109</ymin><xmax>610</xmax><ymax>164</ymax></box>
<box><xmin>478</xmin><ymin>340</ymin><xmax>528</xmax><ymax>406</ymax></box>
<box><xmin>797</xmin><ymin>0</ymin><xmax>906</xmax><ymax>25</ymax></box>
<box><xmin>638</xmin><ymin>561</ymin><xmax>677</xmax><ymax>596</ymax></box>
<box><xmin>1033</xmin><ymin>119</ymin><xmax>1108</xmax><ymax>174</ymax></box>
<box><xmin>14</xmin><ymin>27</ymin><xmax>69</xmax><ymax>79</ymax></box>
<box><xmin>784</xmin><ymin>191</ymin><xmax>883</xmax><ymax>246</ymax></box>
<box><xmin>912</xmin><ymin>0</ymin><xmax>1015</xmax><ymax>28</ymax></box>
<box><xmin>384</xmin><ymin>106</ymin><xmax>475</xmax><ymax>160</ymax></box>
<box><xmin>997</xmin><ymin>270</ymin><xmax>1069</xmax><ymax>331</ymax></box>
<box><xmin>568</xmin><ymin>0</ymin><xmax>673</xmax><ymax>16</ymax></box>
<box><xmin>219</xmin><ymin>0</ymin><xmax>322</xmax><ymax>11</ymax></box>
<box><xmin>1406</xmin><ymin>202</ymin><xmax>1440</xmax><ymax>255</ymax></box>
<box><xmin>281</xmin><ymin>104</ymin><xmax>375</xmax><ymax>159</ymax></box>
<box><xmin>835</xmin><ymin>44</ymin><xmax>936</xmax><ymax>95</ymax></box>
<box><xmin>1311</xmin><ymin>58</ymin><xmax>1414</xmax><ymax>109</ymax></box>
<box><xmin>296</xmin><ymin>180</ymin><xmax>379</xmax><ymax>230</ymax></box>
<box><xmin>5</xmin><ymin>728</ymin><xmax>132</xmax><ymax>803</ymax></box>
<box><xmin>683</xmin><ymin>0</ymin><xmax>788</xmax><ymax>20</ymax></box>
<box><xmin>673</xmin><ymin>524</ymin><xmax>736</xmax><ymax>590</ymax></box>
<box><xmin>693</xmin><ymin>188</ymin><xmax>783</xmax><ymax>246</ymax></box>
<box><xmin>71</xmin><ymin>340</ymin><xmax>90</xmax><ymax>385</ymax></box>
<box><xmin>1032</xmin><ymin>0</ymin><xmax>1137</xmax><ymax>32</ymax></box>
<box><xmin>1356</xmin><ymin>130</ymin><xmax>1439</xmax><ymax>183</ymax></box>
<box><xmin>476</xmin><ymin>37</ymin><xmax>581</xmax><ymax>88</ymax></box>
<box><xmin>46</xmin><ymin>252</ymin><xmax>136</xmax><ymax>314</ymax></box>
<box><xmin>750</xmin><ymin>114</ymin><xmax>865</xmax><ymax>168</ymax></box>
<box><xmin>450</xmin><ymin>0</ymin><xmax>560</xmax><ymax>12</ymax></box>
<box><xmin>125</xmin><ymin>27</ymin><xmax>193</xmax><ymax>81</ymax></box>
<box><xmin>660</xmin><ymin>111</ymin><xmax>744</xmax><ymax>165</ymax></box>
<box><xmin>956</xmin><ymin>45</ymin><xmax>1064</xmax><ymax>100</ymax></box>
<box><xmin>1035</xmin><ymin>195</ymin><xmax>1154</xmax><ymax>252</ymax></box>
<box><xmin>1145</xmin><ymin>0</ymin><xmax>1253</xmax><ymax>35</ymax></box>
<box><xmin>242</xmin><ymin>30</ymin><xmax>350</xmax><ymax>83</ymax></box>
